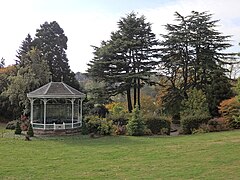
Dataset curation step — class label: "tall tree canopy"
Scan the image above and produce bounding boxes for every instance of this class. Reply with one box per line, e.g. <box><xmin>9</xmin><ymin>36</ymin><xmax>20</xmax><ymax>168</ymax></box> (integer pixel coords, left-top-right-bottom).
<box><xmin>159</xmin><ymin>11</ymin><xmax>235</xmax><ymax>117</ymax></box>
<box><xmin>33</xmin><ymin>21</ymin><xmax>79</xmax><ymax>89</ymax></box>
<box><xmin>88</xmin><ymin>12</ymin><xmax>159</xmax><ymax>112</ymax></box>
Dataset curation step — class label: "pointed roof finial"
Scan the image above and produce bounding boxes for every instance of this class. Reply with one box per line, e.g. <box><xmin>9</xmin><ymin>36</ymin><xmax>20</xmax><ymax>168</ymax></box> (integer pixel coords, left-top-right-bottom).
<box><xmin>61</xmin><ymin>75</ymin><xmax>64</xmax><ymax>82</ymax></box>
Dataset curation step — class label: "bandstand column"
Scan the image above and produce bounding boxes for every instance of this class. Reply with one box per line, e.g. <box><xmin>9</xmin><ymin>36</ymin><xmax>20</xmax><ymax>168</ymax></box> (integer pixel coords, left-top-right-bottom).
<box><xmin>71</xmin><ymin>99</ymin><xmax>75</xmax><ymax>128</ymax></box>
<box><xmin>29</xmin><ymin>98</ymin><xmax>34</xmax><ymax>124</ymax></box>
<box><xmin>43</xmin><ymin>99</ymin><xmax>47</xmax><ymax>130</ymax></box>
<box><xmin>80</xmin><ymin>99</ymin><xmax>83</xmax><ymax>125</ymax></box>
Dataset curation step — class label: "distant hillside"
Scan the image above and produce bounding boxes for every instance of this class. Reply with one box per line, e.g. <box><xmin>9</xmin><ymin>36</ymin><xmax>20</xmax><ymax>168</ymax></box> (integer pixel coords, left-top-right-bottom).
<box><xmin>75</xmin><ymin>72</ymin><xmax>88</xmax><ymax>82</ymax></box>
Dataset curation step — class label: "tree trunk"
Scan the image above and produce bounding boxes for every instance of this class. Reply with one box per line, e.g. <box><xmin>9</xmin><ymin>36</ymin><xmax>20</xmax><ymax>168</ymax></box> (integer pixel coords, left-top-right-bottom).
<box><xmin>127</xmin><ymin>86</ymin><xmax>133</xmax><ymax>113</ymax></box>
<box><xmin>137</xmin><ymin>78</ymin><xmax>141</xmax><ymax>109</ymax></box>
<box><xmin>133</xmin><ymin>78</ymin><xmax>137</xmax><ymax>108</ymax></box>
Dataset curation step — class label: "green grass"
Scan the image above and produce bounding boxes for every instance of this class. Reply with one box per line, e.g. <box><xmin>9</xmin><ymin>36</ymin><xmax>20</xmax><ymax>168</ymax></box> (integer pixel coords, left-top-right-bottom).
<box><xmin>0</xmin><ymin>129</ymin><xmax>240</xmax><ymax>180</ymax></box>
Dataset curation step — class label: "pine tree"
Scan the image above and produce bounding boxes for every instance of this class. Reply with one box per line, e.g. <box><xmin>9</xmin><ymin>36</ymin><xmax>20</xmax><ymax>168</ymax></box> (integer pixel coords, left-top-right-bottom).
<box><xmin>16</xmin><ymin>34</ymin><xmax>33</xmax><ymax>66</ymax></box>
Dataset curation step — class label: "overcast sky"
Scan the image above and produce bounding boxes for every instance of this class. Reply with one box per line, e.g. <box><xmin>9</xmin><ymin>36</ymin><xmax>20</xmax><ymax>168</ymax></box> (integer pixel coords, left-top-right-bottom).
<box><xmin>1</xmin><ymin>0</ymin><xmax>240</xmax><ymax>72</ymax></box>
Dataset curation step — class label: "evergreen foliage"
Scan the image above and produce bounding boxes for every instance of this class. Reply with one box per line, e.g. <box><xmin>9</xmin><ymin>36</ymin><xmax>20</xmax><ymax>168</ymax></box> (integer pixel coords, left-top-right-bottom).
<box><xmin>181</xmin><ymin>88</ymin><xmax>210</xmax><ymax>118</ymax></box>
<box><xmin>181</xmin><ymin>115</ymin><xmax>211</xmax><ymax>134</ymax></box>
<box><xmin>206</xmin><ymin>70</ymin><xmax>234</xmax><ymax>116</ymax></box>
<box><xmin>144</xmin><ymin>116</ymin><xmax>171</xmax><ymax>135</ymax></box>
<box><xmin>159</xmin><ymin>11</ymin><xmax>235</xmax><ymax>117</ymax></box>
<box><xmin>33</xmin><ymin>21</ymin><xmax>79</xmax><ymax>89</ymax></box>
<box><xmin>127</xmin><ymin>106</ymin><xmax>145</xmax><ymax>136</ymax></box>
<box><xmin>16</xmin><ymin>34</ymin><xmax>33</xmax><ymax>66</ymax></box>
<box><xmin>15</xmin><ymin>121</ymin><xmax>22</xmax><ymax>135</ymax></box>
<box><xmin>27</xmin><ymin>123</ymin><xmax>34</xmax><ymax>137</ymax></box>
<box><xmin>88</xmin><ymin>12</ymin><xmax>159</xmax><ymax>112</ymax></box>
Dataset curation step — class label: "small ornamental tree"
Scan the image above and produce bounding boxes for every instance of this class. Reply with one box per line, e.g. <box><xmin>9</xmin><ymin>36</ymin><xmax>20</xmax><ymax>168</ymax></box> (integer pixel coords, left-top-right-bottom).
<box><xmin>27</xmin><ymin>123</ymin><xmax>34</xmax><ymax>137</ymax></box>
<box><xmin>181</xmin><ymin>88</ymin><xmax>210</xmax><ymax>118</ymax></box>
<box><xmin>15</xmin><ymin>121</ymin><xmax>22</xmax><ymax>135</ymax></box>
<box><xmin>127</xmin><ymin>106</ymin><xmax>145</xmax><ymax>136</ymax></box>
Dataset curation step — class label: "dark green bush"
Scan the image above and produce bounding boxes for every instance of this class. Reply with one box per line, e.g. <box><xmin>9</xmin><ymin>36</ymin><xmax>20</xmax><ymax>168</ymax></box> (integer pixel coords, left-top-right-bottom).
<box><xmin>108</xmin><ymin>113</ymin><xmax>129</xmax><ymax>126</ymax></box>
<box><xmin>15</xmin><ymin>121</ymin><xmax>22</xmax><ymax>135</ymax></box>
<box><xmin>27</xmin><ymin>123</ymin><xmax>34</xmax><ymax>137</ymax></box>
<box><xmin>84</xmin><ymin>115</ymin><xmax>112</xmax><ymax>135</ymax></box>
<box><xmin>181</xmin><ymin>115</ymin><xmax>211</xmax><ymax>134</ymax></box>
<box><xmin>144</xmin><ymin>116</ymin><xmax>171</xmax><ymax>135</ymax></box>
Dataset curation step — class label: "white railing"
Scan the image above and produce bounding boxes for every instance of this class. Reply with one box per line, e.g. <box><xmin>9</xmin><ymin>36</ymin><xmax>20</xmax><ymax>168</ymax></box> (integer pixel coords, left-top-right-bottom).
<box><xmin>32</xmin><ymin>122</ymin><xmax>81</xmax><ymax>130</ymax></box>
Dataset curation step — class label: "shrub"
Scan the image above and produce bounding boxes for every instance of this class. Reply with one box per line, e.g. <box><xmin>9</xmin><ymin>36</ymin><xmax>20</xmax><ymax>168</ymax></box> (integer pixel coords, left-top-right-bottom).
<box><xmin>108</xmin><ymin>113</ymin><xmax>129</xmax><ymax>126</ymax></box>
<box><xmin>27</xmin><ymin>123</ymin><xmax>34</xmax><ymax>137</ymax></box>
<box><xmin>207</xmin><ymin>117</ymin><xmax>230</xmax><ymax>132</ymax></box>
<box><xmin>127</xmin><ymin>107</ymin><xmax>145</xmax><ymax>136</ymax></box>
<box><xmin>84</xmin><ymin>115</ymin><xmax>112</xmax><ymax>135</ymax></box>
<box><xmin>192</xmin><ymin>124</ymin><xmax>210</xmax><ymax>134</ymax></box>
<box><xmin>219</xmin><ymin>97</ymin><xmax>240</xmax><ymax>128</ymax></box>
<box><xmin>144</xmin><ymin>128</ymin><xmax>153</xmax><ymax>136</ymax></box>
<box><xmin>15</xmin><ymin>121</ymin><xmax>22</xmax><ymax>135</ymax></box>
<box><xmin>144</xmin><ymin>116</ymin><xmax>171</xmax><ymax>135</ymax></box>
<box><xmin>6</xmin><ymin>120</ymin><xmax>17</xmax><ymax>130</ymax></box>
<box><xmin>181</xmin><ymin>88</ymin><xmax>210</xmax><ymax>118</ymax></box>
<box><xmin>90</xmin><ymin>104</ymin><xmax>109</xmax><ymax>118</ymax></box>
<box><xmin>232</xmin><ymin>116</ymin><xmax>240</xmax><ymax>129</ymax></box>
<box><xmin>20</xmin><ymin>115</ymin><xmax>29</xmax><ymax>131</ymax></box>
<box><xmin>112</xmin><ymin>125</ymin><xmax>127</xmax><ymax>135</ymax></box>
<box><xmin>181</xmin><ymin>115</ymin><xmax>211</xmax><ymax>134</ymax></box>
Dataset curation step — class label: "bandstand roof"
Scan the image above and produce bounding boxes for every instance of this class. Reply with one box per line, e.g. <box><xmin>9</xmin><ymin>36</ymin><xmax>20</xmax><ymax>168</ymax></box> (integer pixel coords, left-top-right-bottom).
<box><xmin>27</xmin><ymin>81</ymin><xmax>86</xmax><ymax>99</ymax></box>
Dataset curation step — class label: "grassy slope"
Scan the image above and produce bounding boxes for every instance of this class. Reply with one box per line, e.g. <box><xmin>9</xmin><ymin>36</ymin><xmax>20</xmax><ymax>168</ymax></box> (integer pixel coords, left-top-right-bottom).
<box><xmin>0</xmin><ymin>130</ymin><xmax>240</xmax><ymax>180</ymax></box>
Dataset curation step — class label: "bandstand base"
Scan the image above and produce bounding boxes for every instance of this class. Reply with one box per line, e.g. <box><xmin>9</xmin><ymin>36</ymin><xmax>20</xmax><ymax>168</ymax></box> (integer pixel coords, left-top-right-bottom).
<box><xmin>33</xmin><ymin>127</ymin><xmax>81</xmax><ymax>136</ymax></box>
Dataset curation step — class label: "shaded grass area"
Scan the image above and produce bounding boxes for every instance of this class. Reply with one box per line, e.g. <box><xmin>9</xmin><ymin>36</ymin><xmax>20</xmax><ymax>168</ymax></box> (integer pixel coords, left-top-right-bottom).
<box><xmin>0</xmin><ymin>130</ymin><xmax>240</xmax><ymax>179</ymax></box>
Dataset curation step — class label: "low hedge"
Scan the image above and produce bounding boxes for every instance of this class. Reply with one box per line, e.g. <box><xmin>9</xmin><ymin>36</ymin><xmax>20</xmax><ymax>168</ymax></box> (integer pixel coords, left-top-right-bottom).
<box><xmin>181</xmin><ymin>115</ymin><xmax>211</xmax><ymax>134</ymax></box>
<box><xmin>144</xmin><ymin>116</ymin><xmax>171</xmax><ymax>135</ymax></box>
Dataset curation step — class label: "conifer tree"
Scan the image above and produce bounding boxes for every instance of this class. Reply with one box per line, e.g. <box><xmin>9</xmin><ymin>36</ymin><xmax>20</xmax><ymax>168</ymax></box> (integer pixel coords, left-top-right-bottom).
<box><xmin>33</xmin><ymin>21</ymin><xmax>79</xmax><ymax>89</ymax></box>
<box><xmin>160</xmin><ymin>11</ymin><xmax>235</xmax><ymax>117</ymax></box>
<box><xmin>15</xmin><ymin>121</ymin><xmax>22</xmax><ymax>135</ymax></box>
<box><xmin>27</xmin><ymin>123</ymin><xmax>34</xmax><ymax>137</ymax></box>
<box><xmin>127</xmin><ymin>106</ymin><xmax>145</xmax><ymax>136</ymax></box>
<box><xmin>88</xmin><ymin>12</ymin><xmax>159</xmax><ymax>112</ymax></box>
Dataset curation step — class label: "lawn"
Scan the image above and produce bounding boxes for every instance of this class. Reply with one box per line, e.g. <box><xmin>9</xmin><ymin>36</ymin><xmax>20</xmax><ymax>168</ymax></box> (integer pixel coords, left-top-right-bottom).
<box><xmin>0</xmin><ymin>128</ymin><xmax>240</xmax><ymax>180</ymax></box>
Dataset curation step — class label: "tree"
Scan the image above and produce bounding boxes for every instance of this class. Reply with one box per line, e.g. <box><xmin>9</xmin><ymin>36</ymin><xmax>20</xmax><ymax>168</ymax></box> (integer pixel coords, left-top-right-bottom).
<box><xmin>33</xmin><ymin>21</ymin><xmax>79</xmax><ymax>89</ymax></box>
<box><xmin>159</xmin><ymin>11</ymin><xmax>235</xmax><ymax>117</ymax></box>
<box><xmin>127</xmin><ymin>106</ymin><xmax>145</xmax><ymax>136</ymax></box>
<box><xmin>16</xmin><ymin>34</ymin><xmax>33</xmax><ymax>66</ymax></box>
<box><xmin>206</xmin><ymin>70</ymin><xmax>234</xmax><ymax>116</ymax></box>
<box><xmin>0</xmin><ymin>66</ymin><xmax>18</xmax><ymax>120</ymax></box>
<box><xmin>27</xmin><ymin>123</ymin><xmax>34</xmax><ymax>137</ymax></box>
<box><xmin>3</xmin><ymin>48</ymin><xmax>50</xmax><ymax>115</ymax></box>
<box><xmin>180</xmin><ymin>88</ymin><xmax>210</xmax><ymax>117</ymax></box>
<box><xmin>88</xmin><ymin>12</ymin><xmax>159</xmax><ymax>112</ymax></box>
<box><xmin>15</xmin><ymin>121</ymin><xmax>22</xmax><ymax>135</ymax></box>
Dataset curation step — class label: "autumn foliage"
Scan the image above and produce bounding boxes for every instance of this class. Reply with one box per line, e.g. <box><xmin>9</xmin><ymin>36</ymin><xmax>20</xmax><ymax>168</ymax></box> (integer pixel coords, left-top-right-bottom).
<box><xmin>218</xmin><ymin>97</ymin><xmax>240</xmax><ymax>127</ymax></box>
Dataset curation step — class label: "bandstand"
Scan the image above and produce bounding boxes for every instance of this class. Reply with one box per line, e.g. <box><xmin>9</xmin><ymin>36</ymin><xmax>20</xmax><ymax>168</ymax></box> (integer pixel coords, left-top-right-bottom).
<box><xmin>27</xmin><ymin>81</ymin><xmax>85</xmax><ymax>135</ymax></box>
